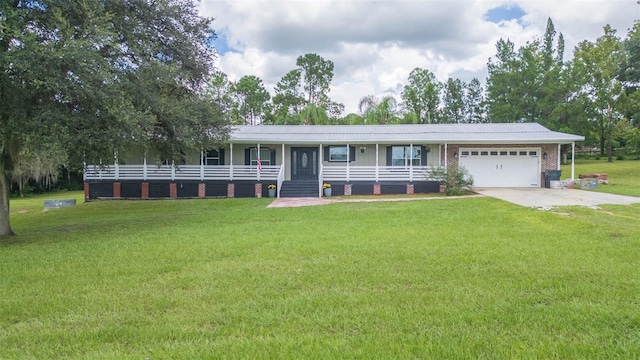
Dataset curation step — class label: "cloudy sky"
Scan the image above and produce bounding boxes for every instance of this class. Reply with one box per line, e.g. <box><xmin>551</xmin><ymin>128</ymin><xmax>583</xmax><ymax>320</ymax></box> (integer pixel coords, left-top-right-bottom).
<box><xmin>199</xmin><ymin>0</ymin><xmax>639</xmax><ymax>114</ymax></box>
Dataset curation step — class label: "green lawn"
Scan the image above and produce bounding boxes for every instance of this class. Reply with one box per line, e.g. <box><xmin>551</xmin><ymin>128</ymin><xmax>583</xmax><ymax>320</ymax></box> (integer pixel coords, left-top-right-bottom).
<box><xmin>562</xmin><ymin>159</ymin><xmax>640</xmax><ymax>197</ymax></box>
<box><xmin>2</xmin><ymin>190</ymin><xmax>640</xmax><ymax>358</ymax></box>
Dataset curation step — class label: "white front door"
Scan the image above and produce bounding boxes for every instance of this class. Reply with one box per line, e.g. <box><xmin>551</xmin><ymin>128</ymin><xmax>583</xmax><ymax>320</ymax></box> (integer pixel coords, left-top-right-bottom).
<box><xmin>458</xmin><ymin>148</ymin><xmax>541</xmax><ymax>187</ymax></box>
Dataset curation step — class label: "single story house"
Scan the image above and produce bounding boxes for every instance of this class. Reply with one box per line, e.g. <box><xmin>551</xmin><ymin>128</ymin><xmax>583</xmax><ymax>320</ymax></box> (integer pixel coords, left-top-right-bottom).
<box><xmin>83</xmin><ymin>123</ymin><xmax>584</xmax><ymax>200</ymax></box>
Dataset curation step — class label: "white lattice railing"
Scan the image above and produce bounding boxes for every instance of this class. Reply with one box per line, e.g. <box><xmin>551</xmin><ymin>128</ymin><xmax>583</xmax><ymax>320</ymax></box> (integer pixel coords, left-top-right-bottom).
<box><xmin>322</xmin><ymin>166</ymin><xmax>434</xmax><ymax>181</ymax></box>
<box><xmin>85</xmin><ymin>164</ymin><xmax>441</xmax><ymax>182</ymax></box>
<box><xmin>84</xmin><ymin>164</ymin><xmax>280</xmax><ymax>181</ymax></box>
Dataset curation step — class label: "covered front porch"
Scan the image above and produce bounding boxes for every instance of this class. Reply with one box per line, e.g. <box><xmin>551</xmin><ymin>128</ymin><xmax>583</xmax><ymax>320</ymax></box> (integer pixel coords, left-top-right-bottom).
<box><xmin>83</xmin><ymin>141</ymin><xmax>445</xmax><ymax>199</ymax></box>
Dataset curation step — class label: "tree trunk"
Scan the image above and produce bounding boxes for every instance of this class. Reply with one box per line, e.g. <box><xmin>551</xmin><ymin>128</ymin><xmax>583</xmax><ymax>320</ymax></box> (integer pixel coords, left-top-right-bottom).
<box><xmin>0</xmin><ymin>172</ymin><xmax>15</xmax><ymax>236</ymax></box>
<box><xmin>607</xmin><ymin>120</ymin><xmax>613</xmax><ymax>163</ymax></box>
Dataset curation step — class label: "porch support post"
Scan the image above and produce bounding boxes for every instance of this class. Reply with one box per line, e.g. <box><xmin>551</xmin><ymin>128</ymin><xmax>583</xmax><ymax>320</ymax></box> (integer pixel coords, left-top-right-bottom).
<box><xmin>557</xmin><ymin>144</ymin><xmax>561</xmax><ymax>170</ymax></box>
<box><xmin>230</xmin><ymin>143</ymin><xmax>234</xmax><ymax>181</ymax></box>
<box><xmin>282</xmin><ymin>143</ymin><xmax>285</xmax><ymax>175</ymax></box>
<box><xmin>143</xmin><ymin>153</ymin><xmax>147</xmax><ymax>180</ymax></box>
<box><xmin>319</xmin><ymin>144</ymin><xmax>323</xmax><ymax>198</ymax></box>
<box><xmin>571</xmin><ymin>142</ymin><xmax>576</xmax><ymax>181</ymax></box>
<box><xmin>114</xmin><ymin>150</ymin><xmax>119</xmax><ymax>180</ymax></box>
<box><xmin>346</xmin><ymin>143</ymin><xmax>350</xmax><ymax>183</ymax></box>
<box><xmin>444</xmin><ymin>143</ymin><xmax>448</xmax><ymax>166</ymax></box>
<box><xmin>375</xmin><ymin>143</ymin><xmax>379</xmax><ymax>182</ymax></box>
<box><xmin>257</xmin><ymin>143</ymin><xmax>261</xmax><ymax>182</ymax></box>
<box><xmin>200</xmin><ymin>150</ymin><xmax>204</xmax><ymax>181</ymax></box>
<box><xmin>409</xmin><ymin>143</ymin><xmax>413</xmax><ymax>182</ymax></box>
<box><xmin>171</xmin><ymin>160</ymin><xmax>175</xmax><ymax>181</ymax></box>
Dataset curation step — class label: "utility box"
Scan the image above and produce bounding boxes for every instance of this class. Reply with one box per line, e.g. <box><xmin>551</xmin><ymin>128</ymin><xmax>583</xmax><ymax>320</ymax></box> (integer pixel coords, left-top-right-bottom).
<box><xmin>44</xmin><ymin>199</ymin><xmax>76</xmax><ymax>210</ymax></box>
<box><xmin>580</xmin><ymin>179</ymin><xmax>599</xmax><ymax>190</ymax></box>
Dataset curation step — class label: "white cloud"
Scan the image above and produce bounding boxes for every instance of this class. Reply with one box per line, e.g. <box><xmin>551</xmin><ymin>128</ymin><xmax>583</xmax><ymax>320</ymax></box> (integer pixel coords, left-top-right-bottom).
<box><xmin>201</xmin><ymin>0</ymin><xmax>639</xmax><ymax>114</ymax></box>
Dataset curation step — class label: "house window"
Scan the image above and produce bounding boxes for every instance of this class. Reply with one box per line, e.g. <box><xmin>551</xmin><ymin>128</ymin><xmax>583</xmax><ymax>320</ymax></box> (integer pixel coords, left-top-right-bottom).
<box><xmin>391</xmin><ymin>146</ymin><xmax>421</xmax><ymax>166</ymax></box>
<box><xmin>204</xmin><ymin>149</ymin><xmax>220</xmax><ymax>165</ymax></box>
<box><xmin>250</xmin><ymin>148</ymin><xmax>272</xmax><ymax>165</ymax></box>
<box><xmin>329</xmin><ymin>146</ymin><xmax>348</xmax><ymax>162</ymax></box>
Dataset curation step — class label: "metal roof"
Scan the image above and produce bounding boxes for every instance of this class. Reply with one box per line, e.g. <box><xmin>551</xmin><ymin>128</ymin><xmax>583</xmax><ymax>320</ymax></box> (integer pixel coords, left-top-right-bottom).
<box><xmin>229</xmin><ymin>123</ymin><xmax>585</xmax><ymax>145</ymax></box>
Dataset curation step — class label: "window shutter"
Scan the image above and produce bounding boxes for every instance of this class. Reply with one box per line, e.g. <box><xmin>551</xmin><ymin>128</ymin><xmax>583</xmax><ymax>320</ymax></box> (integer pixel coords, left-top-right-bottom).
<box><xmin>386</xmin><ymin>146</ymin><xmax>392</xmax><ymax>166</ymax></box>
<box><xmin>324</xmin><ymin>146</ymin><xmax>330</xmax><ymax>162</ymax></box>
<box><xmin>270</xmin><ymin>149</ymin><xmax>276</xmax><ymax>165</ymax></box>
<box><xmin>420</xmin><ymin>146</ymin><xmax>427</xmax><ymax>166</ymax></box>
<box><xmin>349</xmin><ymin>146</ymin><xmax>356</xmax><ymax>162</ymax></box>
<box><xmin>244</xmin><ymin>148</ymin><xmax>250</xmax><ymax>165</ymax></box>
<box><xmin>219</xmin><ymin>149</ymin><xmax>225</xmax><ymax>165</ymax></box>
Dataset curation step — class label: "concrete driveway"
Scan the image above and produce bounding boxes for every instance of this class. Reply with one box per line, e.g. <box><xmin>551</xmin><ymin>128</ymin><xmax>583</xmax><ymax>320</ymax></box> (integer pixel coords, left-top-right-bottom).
<box><xmin>475</xmin><ymin>188</ymin><xmax>640</xmax><ymax>208</ymax></box>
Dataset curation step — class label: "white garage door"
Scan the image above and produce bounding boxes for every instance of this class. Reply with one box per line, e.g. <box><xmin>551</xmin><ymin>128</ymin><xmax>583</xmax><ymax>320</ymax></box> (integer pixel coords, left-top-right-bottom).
<box><xmin>458</xmin><ymin>148</ymin><xmax>541</xmax><ymax>187</ymax></box>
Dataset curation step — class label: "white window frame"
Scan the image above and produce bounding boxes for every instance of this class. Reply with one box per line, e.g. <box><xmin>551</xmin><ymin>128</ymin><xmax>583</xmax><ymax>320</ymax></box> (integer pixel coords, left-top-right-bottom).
<box><xmin>250</xmin><ymin>148</ymin><xmax>272</xmax><ymax>165</ymax></box>
<box><xmin>391</xmin><ymin>146</ymin><xmax>420</xmax><ymax>167</ymax></box>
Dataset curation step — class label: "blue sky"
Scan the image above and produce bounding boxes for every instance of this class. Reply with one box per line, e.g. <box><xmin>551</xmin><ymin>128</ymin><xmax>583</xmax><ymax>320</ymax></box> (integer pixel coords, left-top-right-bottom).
<box><xmin>485</xmin><ymin>5</ymin><xmax>526</xmax><ymax>24</ymax></box>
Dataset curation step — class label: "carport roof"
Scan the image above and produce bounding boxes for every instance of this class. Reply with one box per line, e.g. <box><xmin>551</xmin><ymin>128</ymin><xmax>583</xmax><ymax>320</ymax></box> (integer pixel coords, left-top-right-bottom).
<box><xmin>229</xmin><ymin>123</ymin><xmax>585</xmax><ymax>145</ymax></box>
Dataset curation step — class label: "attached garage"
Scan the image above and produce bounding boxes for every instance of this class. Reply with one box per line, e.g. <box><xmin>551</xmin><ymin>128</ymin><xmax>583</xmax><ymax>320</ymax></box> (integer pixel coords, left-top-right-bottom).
<box><xmin>459</xmin><ymin>148</ymin><xmax>541</xmax><ymax>187</ymax></box>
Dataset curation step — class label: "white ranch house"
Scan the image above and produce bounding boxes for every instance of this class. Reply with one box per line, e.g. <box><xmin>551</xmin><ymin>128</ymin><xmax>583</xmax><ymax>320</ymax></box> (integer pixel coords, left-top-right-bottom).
<box><xmin>83</xmin><ymin>123</ymin><xmax>584</xmax><ymax>200</ymax></box>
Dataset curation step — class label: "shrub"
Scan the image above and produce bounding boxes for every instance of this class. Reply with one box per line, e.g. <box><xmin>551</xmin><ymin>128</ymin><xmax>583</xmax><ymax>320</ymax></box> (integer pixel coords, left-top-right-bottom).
<box><xmin>427</xmin><ymin>164</ymin><xmax>474</xmax><ymax>196</ymax></box>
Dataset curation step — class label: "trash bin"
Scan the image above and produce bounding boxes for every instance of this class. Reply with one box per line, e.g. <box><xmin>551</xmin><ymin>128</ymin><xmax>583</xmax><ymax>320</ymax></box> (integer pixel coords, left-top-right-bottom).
<box><xmin>544</xmin><ymin>170</ymin><xmax>562</xmax><ymax>188</ymax></box>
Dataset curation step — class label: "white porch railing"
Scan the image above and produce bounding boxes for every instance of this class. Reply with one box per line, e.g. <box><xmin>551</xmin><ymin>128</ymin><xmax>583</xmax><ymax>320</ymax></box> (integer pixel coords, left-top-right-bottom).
<box><xmin>322</xmin><ymin>166</ymin><xmax>433</xmax><ymax>182</ymax></box>
<box><xmin>276</xmin><ymin>165</ymin><xmax>284</xmax><ymax>198</ymax></box>
<box><xmin>84</xmin><ymin>164</ymin><xmax>280</xmax><ymax>181</ymax></box>
<box><xmin>85</xmin><ymin>164</ymin><xmax>442</xmax><ymax>183</ymax></box>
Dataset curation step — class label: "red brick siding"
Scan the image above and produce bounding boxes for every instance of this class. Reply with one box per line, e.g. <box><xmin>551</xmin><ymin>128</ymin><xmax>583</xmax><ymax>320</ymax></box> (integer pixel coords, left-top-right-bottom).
<box><xmin>198</xmin><ymin>183</ymin><xmax>206</xmax><ymax>198</ymax></box>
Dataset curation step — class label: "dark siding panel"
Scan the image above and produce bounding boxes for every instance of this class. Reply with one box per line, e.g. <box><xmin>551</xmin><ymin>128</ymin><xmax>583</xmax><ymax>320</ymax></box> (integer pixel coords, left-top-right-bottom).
<box><xmin>88</xmin><ymin>182</ymin><xmax>113</xmax><ymax>199</ymax></box>
<box><xmin>330</xmin><ymin>182</ymin><xmax>345</xmax><ymax>196</ymax></box>
<box><xmin>414</xmin><ymin>181</ymin><xmax>441</xmax><ymax>194</ymax></box>
<box><xmin>121</xmin><ymin>182</ymin><xmax>142</xmax><ymax>198</ymax></box>
<box><xmin>149</xmin><ymin>182</ymin><xmax>170</xmax><ymax>198</ymax></box>
<box><xmin>205</xmin><ymin>181</ymin><xmax>227</xmax><ymax>197</ymax></box>
<box><xmin>176</xmin><ymin>182</ymin><xmax>199</xmax><ymax>198</ymax></box>
<box><xmin>381</xmin><ymin>184</ymin><xmax>406</xmax><ymax>195</ymax></box>
<box><xmin>351</xmin><ymin>183</ymin><xmax>372</xmax><ymax>195</ymax></box>
<box><xmin>234</xmin><ymin>182</ymin><xmax>255</xmax><ymax>198</ymax></box>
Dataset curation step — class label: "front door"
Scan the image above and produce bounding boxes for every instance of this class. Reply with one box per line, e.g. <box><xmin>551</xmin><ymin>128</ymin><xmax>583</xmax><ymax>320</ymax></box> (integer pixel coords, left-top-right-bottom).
<box><xmin>291</xmin><ymin>147</ymin><xmax>318</xmax><ymax>180</ymax></box>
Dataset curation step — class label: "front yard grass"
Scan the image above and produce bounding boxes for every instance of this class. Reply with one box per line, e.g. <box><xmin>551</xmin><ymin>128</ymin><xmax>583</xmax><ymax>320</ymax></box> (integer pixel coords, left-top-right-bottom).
<box><xmin>1</xmin><ymin>192</ymin><xmax>640</xmax><ymax>358</ymax></box>
<box><xmin>562</xmin><ymin>159</ymin><xmax>640</xmax><ymax>197</ymax></box>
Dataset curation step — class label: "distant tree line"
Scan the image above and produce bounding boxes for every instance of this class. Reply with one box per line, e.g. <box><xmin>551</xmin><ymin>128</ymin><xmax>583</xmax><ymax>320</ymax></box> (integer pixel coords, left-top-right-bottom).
<box><xmin>210</xmin><ymin>18</ymin><xmax>640</xmax><ymax>161</ymax></box>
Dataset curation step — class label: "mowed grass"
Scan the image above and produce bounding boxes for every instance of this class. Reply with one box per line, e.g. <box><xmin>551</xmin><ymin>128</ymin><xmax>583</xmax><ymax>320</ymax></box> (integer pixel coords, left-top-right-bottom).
<box><xmin>562</xmin><ymin>159</ymin><xmax>640</xmax><ymax>197</ymax></box>
<box><xmin>2</xmin><ymin>191</ymin><xmax>640</xmax><ymax>358</ymax></box>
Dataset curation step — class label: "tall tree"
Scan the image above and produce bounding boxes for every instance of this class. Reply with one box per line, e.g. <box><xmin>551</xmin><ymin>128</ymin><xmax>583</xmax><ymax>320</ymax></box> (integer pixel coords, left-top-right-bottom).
<box><xmin>464</xmin><ymin>78</ymin><xmax>486</xmax><ymax>123</ymax></box>
<box><xmin>233</xmin><ymin>75</ymin><xmax>270</xmax><ymax>125</ymax></box>
<box><xmin>440</xmin><ymin>78</ymin><xmax>466</xmax><ymax>123</ymax></box>
<box><xmin>0</xmin><ymin>0</ymin><xmax>228</xmax><ymax>236</ymax></box>
<box><xmin>204</xmin><ymin>71</ymin><xmax>235</xmax><ymax>121</ymax></box>
<box><xmin>573</xmin><ymin>25</ymin><xmax>626</xmax><ymax>161</ymax></box>
<box><xmin>271</xmin><ymin>69</ymin><xmax>306</xmax><ymax>124</ymax></box>
<box><xmin>620</xmin><ymin>21</ymin><xmax>640</xmax><ymax>124</ymax></box>
<box><xmin>401</xmin><ymin>68</ymin><xmax>441</xmax><ymax>124</ymax></box>
<box><xmin>296</xmin><ymin>53</ymin><xmax>335</xmax><ymax>107</ymax></box>
<box><xmin>486</xmin><ymin>18</ymin><xmax>572</xmax><ymax>128</ymax></box>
